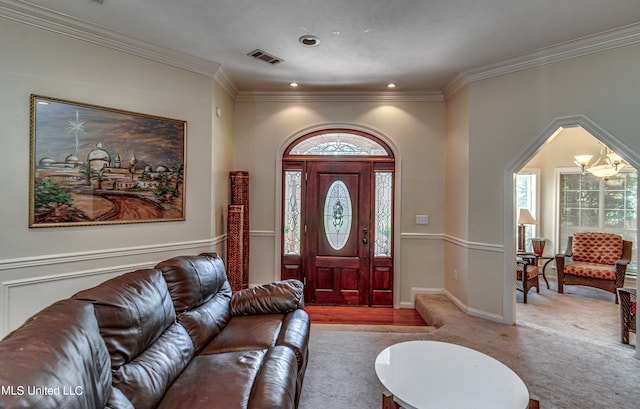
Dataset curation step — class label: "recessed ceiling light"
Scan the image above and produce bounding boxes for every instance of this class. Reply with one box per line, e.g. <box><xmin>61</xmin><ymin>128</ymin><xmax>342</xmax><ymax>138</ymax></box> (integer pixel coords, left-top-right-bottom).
<box><xmin>289</xmin><ymin>82</ymin><xmax>299</xmax><ymax>88</ymax></box>
<box><xmin>298</xmin><ymin>35</ymin><xmax>320</xmax><ymax>47</ymax></box>
<box><xmin>387</xmin><ymin>83</ymin><xmax>397</xmax><ymax>89</ymax></box>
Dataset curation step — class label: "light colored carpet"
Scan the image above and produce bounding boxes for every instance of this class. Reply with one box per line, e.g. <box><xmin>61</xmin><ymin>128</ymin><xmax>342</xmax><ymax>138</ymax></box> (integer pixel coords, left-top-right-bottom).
<box><xmin>298</xmin><ymin>280</ymin><xmax>640</xmax><ymax>409</ymax></box>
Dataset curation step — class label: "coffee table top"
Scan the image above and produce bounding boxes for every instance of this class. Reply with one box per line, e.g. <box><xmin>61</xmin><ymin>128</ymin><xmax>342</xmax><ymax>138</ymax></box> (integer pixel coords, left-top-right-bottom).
<box><xmin>375</xmin><ymin>340</ymin><xmax>529</xmax><ymax>409</ymax></box>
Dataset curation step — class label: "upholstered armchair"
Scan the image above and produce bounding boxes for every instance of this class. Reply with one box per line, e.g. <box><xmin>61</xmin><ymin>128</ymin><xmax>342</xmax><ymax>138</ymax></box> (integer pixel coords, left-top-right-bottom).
<box><xmin>516</xmin><ymin>255</ymin><xmax>539</xmax><ymax>303</ymax></box>
<box><xmin>556</xmin><ymin>232</ymin><xmax>632</xmax><ymax>303</ymax></box>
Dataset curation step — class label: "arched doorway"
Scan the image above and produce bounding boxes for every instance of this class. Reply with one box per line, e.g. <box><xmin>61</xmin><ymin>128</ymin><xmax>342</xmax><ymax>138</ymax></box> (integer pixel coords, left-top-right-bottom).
<box><xmin>281</xmin><ymin>128</ymin><xmax>396</xmax><ymax>306</ymax></box>
<box><xmin>504</xmin><ymin>115</ymin><xmax>640</xmax><ymax>327</ymax></box>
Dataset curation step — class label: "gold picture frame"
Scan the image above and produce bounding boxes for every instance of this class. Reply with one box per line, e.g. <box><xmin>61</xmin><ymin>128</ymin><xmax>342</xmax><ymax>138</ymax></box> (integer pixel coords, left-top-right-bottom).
<box><xmin>29</xmin><ymin>95</ymin><xmax>186</xmax><ymax>227</ymax></box>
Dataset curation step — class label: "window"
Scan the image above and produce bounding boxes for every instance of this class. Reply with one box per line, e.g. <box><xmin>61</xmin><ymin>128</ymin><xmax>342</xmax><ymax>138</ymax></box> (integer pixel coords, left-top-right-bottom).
<box><xmin>375</xmin><ymin>171</ymin><xmax>393</xmax><ymax>256</ymax></box>
<box><xmin>288</xmin><ymin>132</ymin><xmax>390</xmax><ymax>156</ymax></box>
<box><xmin>558</xmin><ymin>170</ymin><xmax>637</xmax><ymax>273</ymax></box>
<box><xmin>516</xmin><ymin>171</ymin><xmax>538</xmax><ymax>246</ymax></box>
<box><xmin>283</xmin><ymin>170</ymin><xmax>302</xmax><ymax>255</ymax></box>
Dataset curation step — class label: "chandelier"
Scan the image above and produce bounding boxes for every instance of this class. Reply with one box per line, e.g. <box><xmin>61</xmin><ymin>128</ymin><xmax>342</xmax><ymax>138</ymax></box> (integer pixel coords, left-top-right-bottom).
<box><xmin>574</xmin><ymin>146</ymin><xmax>626</xmax><ymax>179</ymax></box>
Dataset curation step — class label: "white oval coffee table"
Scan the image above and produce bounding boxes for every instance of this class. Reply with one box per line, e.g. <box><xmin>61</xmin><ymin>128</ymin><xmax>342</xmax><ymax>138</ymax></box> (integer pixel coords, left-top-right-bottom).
<box><xmin>375</xmin><ymin>340</ymin><xmax>530</xmax><ymax>409</ymax></box>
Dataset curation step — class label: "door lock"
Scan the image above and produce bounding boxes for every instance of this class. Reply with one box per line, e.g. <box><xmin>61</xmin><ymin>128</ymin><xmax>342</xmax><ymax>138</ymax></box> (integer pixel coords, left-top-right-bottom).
<box><xmin>362</xmin><ymin>237</ymin><xmax>368</xmax><ymax>244</ymax></box>
<box><xmin>363</xmin><ymin>228</ymin><xmax>368</xmax><ymax>235</ymax></box>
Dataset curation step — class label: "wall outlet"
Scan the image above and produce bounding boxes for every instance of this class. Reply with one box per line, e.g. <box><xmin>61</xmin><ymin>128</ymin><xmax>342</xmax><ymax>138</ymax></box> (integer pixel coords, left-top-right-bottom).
<box><xmin>453</xmin><ymin>269</ymin><xmax>458</xmax><ymax>280</ymax></box>
<box><xmin>416</xmin><ymin>214</ymin><xmax>429</xmax><ymax>225</ymax></box>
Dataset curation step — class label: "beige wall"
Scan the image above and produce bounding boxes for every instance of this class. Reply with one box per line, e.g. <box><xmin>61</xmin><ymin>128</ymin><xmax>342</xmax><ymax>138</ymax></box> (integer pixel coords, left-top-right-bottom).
<box><xmin>444</xmin><ymin>87</ymin><xmax>470</xmax><ymax>305</ymax></box>
<box><xmin>234</xmin><ymin>98</ymin><xmax>446</xmax><ymax>306</ymax></box>
<box><xmin>454</xmin><ymin>43</ymin><xmax>640</xmax><ymax>320</ymax></box>
<box><xmin>0</xmin><ymin>19</ymin><xmax>233</xmax><ymax>335</ymax></box>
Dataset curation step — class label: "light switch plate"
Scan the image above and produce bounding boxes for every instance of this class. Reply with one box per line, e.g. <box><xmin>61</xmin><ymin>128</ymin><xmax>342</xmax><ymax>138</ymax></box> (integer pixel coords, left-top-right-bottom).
<box><xmin>416</xmin><ymin>215</ymin><xmax>429</xmax><ymax>225</ymax></box>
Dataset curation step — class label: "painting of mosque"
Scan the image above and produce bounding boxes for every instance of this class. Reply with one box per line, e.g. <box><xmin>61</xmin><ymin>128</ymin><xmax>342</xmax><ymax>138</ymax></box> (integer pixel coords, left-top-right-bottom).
<box><xmin>29</xmin><ymin>95</ymin><xmax>186</xmax><ymax>227</ymax></box>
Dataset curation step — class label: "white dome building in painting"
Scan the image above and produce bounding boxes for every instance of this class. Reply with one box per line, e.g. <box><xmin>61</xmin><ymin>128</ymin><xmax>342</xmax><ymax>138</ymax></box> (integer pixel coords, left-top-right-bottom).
<box><xmin>88</xmin><ymin>142</ymin><xmax>111</xmax><ymax>171</ymax></box>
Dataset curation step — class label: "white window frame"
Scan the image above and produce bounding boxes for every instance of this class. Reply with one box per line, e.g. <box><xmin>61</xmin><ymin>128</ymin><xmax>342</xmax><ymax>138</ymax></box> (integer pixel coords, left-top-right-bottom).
<box><xmin>516</xmin><ymin>169</ymin><xmax>540</xmax><ymax>248</ymax></box>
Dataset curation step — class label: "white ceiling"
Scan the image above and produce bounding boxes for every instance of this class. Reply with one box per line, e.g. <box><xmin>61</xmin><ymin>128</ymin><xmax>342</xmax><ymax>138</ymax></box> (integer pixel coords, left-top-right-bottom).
<box><xmin>11</xmin><ymin>0</ymin><xmax>640</xmax><ymax>93</ymax></box>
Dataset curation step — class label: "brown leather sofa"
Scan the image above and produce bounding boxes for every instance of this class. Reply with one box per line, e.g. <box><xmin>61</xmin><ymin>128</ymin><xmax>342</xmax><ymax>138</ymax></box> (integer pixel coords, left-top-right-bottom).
<box><xmin>0</xmin><ymin>253</ymin><xmax>310</xmax><ymax>409</ymax></box>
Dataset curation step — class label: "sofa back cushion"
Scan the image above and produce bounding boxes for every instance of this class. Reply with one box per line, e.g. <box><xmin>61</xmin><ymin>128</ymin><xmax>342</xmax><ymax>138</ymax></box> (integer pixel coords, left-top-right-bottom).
<box><xmin>155</xmin><ymin>253</ymin><xmax>233</xmax><ymax>352</ymax></box>
<box><xmin>0</xmin><ymin>299</ymin><xmax>111</xmax><ymax>409</ymax></box>
<box><xmin>572</xmin><ymin>232</ymin><xmax>623</xmax><ymax>265</ymax></box>
<box><xmin>74</xmin><ymin>268</ymin><xmax>176</xmax><ymax>368</ymax></box>
<box><xmin>74</xmin><ymin>268</ymin><xmax>194</xmax><ymax>409</ymax></box>
<box><xmin>155</xmin><ymin>253</ymin><xmax>231</xmax><ymax>312</ymax></box>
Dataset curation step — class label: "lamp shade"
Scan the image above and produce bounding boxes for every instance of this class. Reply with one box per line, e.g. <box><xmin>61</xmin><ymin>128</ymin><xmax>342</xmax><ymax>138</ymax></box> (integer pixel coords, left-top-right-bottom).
<box><xmin>517</xmin><ymin>208</ymin><xmax>536</xmax><ymax>225</ymax></box>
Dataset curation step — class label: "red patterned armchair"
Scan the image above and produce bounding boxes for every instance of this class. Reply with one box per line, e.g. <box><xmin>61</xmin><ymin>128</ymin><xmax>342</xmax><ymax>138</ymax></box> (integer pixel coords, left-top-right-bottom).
<box><xmin>556</xmin><ymin>232</ymin><xmax>632</xmax><ymax>303</ymax></box>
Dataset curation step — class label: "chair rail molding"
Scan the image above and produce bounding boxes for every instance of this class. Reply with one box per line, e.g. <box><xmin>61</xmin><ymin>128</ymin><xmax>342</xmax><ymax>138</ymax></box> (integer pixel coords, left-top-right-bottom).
<box><xmin>0</xmin><ymin>238</ymin><xmax>222</xmax><ymax>271</ymax></box>
<box><xmin>0</xmin><ymin>262</ymin><xmax>152</xmax><ymax>336</ymax></box>
<box><xmin>443</xmin><ymin>234</ymin><xmax>504</xmax><ymax>253</ymax></box>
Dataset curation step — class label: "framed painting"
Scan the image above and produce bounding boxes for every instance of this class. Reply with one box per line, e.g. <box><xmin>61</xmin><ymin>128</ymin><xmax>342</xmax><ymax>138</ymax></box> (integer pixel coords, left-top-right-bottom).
<box><xmin>29</xmin><ymin>95</ymin><xmax>186</xmax><ymax>227</ymax></box>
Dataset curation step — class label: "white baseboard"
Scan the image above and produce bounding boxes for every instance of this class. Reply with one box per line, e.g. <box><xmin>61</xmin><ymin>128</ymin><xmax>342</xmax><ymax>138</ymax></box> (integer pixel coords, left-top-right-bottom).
<box><xmin>398</xmin><ymin>287</ymin><xmax>445</xmax><ymax>308</ymax></box>
<box><xmin>405</xmin><ymin>287</ymin><xmax>507</xmax><ymax>324</ymax></box>
<box><xmin>442</xmin><ymin>289</ymin><xmax>506</xmax><ymax>324</ymax></box>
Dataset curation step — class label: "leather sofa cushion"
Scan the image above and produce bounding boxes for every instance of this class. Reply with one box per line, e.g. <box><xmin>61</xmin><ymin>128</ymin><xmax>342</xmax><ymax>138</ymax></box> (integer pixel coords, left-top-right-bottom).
<box><xmin>74</xmin><ymin>268</ymin><xmax>196</xmax><ymax>408</ymax></box>
<box><xmin>248</xmin><ymin>346</ymin><xmax>298</xmax><ymax>409</ymax></box>
<box><xmin>203</xmin><ymin>310</ymin><xmax>310</xmax><ymax>374</ymax></box>
<box><xmin>157</xmin><ymin>346</ymin><xmax>298</xmax><ymax>409</ymax></box>
<box><xmin>157</xmin><ymin>350</ymin><xmax>267</xmax><ymax>409</ymax></box>
<box><xmin>155</xmin><ymin>253</ymin><xmax>232</xmax><ymax>352</ymax></box>
<box><xmin>73</xmin><ymin>268</ymin><xmax>176</xmax><ymax>369</ymax></box>
<box><xmin>276</xmin><ymin>309</ymin><xmax>310</xmax><ymax>372</ymax></box>
<box><xmin>230</xmin><ymin>279</ymin><xmax>304</xmax><ymax>316</ymax></box>
<box><xmin>202</xmin><ymin>314</ymin><xmax>284</xmax><ymax>354</ymax></box>
<box><xmin>0</xmin><ymin>299</ymin><xmax>111</xmax><ymax>409</ymax></box>
<box><xmin>177</xmin><ymin>293</ymin><xmax>231</xmax><ymax>353</ymax></box>
<box><xmin>155</xmin><ymin>253</ymin><xmax>231</xmax><ymax>312</ymax></box>
<box><xmin>113</xmin><ymin>323</ymin><xmax>194</xmax><ymax>409</ymax></box>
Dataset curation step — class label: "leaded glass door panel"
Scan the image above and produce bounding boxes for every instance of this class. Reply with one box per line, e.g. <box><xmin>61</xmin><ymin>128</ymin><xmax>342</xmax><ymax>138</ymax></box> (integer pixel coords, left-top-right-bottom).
<box><xmin>306</xmin><ymin>161</ymin><xmax>371</xmax><ymax>305</ymax></box>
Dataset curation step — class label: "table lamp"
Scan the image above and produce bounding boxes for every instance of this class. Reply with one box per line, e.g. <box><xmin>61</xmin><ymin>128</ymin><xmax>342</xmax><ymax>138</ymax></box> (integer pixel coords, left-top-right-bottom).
<box><xmin>517</xmin><ymin>209</ymin><xmax>536</xmax><ymax>252</ymax></box>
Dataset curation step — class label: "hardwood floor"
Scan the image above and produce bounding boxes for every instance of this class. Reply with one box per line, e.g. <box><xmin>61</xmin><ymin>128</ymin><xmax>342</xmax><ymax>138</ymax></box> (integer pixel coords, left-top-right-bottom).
<box><xmin>305</xmin><ymin>305</ymin><xmax>428</xmax><ymax>326</ymax></box>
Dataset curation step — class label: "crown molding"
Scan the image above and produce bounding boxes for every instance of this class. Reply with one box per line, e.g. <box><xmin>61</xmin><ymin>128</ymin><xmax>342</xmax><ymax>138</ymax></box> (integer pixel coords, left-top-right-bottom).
<box><xmin>213</xmin><ymin>68</ymin><xmax>239</xmax><ymax>98</ymax></box>
<box><xmin>443</xmin><ymin>22</ymin><xmax>640</xmax><ymax>99</ymax></box>
<box><xmin>4</xmin><ymin>0</ymin><xmax>639</xmax><ymax>102</ymax></box>
<box><xmin>235</xmin><ymin>90</ymin><xmax>444</xmax><ymax>103</ymax></box>
<box><xmin>0</xmin><ymin>0</ymin><xmax>221</xmax><ymax>78</ymax></box>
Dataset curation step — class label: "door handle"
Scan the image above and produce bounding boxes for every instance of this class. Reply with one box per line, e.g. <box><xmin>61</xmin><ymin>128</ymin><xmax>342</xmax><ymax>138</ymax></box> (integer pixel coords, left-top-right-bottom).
<box><xmin>362</xmin><ymin>237</ymin><xmax>368</xmax><ymax>244</ymax></box>
<box><xmin>363</xmin><ymin>228</ymin><xmax>369</xmax><ymax>235</ymax></box>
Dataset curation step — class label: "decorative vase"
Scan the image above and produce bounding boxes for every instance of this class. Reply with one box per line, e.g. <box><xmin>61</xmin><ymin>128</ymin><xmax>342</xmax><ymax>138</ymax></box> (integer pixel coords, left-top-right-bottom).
<box><xmin>531</xmin><ymin>238</ymin><xmax>546</xmax><ymax>256</ymax></box>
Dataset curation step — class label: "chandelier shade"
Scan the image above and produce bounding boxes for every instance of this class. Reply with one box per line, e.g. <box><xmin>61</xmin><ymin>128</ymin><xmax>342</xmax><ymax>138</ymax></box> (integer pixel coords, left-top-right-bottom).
<box><xmin>574</xmin><ymin>146</ymin><xmax>627</xmax><ymax>179</ymax></box>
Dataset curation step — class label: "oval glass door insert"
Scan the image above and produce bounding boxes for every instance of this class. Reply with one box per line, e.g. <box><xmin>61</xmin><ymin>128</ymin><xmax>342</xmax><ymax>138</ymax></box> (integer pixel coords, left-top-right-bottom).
<box><xmin>324</xmin><ymin>180</ymin><xmax>352</xmax><ymax>250</ymax></box>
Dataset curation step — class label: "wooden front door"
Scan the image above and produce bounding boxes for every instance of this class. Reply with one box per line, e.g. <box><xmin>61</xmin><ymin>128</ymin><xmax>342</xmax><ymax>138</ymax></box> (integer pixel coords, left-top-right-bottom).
<box><xmin>305</xmin><ymin>161</ymin><xmax>372</xmax><ymax>305</ymax></box>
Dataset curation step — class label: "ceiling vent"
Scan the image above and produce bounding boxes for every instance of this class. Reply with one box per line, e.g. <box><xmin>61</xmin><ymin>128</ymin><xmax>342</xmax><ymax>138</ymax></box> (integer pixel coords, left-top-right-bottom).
<box><xmin>247</xmin><ymin>49</ymin><xmax>283</xmax><ymax>65</ymax></box>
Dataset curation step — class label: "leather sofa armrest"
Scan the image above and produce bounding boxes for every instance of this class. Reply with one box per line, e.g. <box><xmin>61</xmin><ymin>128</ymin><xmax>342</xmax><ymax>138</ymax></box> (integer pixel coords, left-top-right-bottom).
<box><xmin>230</xmin><ymin>279</ymin><xmax>304</xmax><ymax>316</ymax></box>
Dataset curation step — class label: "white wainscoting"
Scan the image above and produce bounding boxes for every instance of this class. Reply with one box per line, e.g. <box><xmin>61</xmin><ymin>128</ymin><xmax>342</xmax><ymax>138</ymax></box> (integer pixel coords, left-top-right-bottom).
<box><xmin>0</xmin><ymin>238</ymin><xmax>224</xmax><ymax>337</ymax></box>
<box><xmin>1</xmin><ymin>263</ymin><xmax>150</xmax><ymax>336</ymax></box>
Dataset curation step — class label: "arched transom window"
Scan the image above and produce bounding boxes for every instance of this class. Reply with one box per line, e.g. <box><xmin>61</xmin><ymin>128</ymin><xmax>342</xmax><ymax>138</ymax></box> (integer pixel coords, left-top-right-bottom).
<box><xmin>286</xmin><ymin>130</ymin><xmax>393</xmax><ymax>157</ymax></box>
